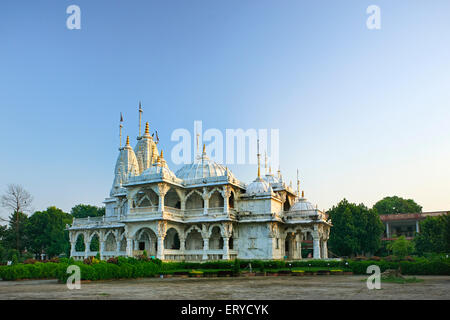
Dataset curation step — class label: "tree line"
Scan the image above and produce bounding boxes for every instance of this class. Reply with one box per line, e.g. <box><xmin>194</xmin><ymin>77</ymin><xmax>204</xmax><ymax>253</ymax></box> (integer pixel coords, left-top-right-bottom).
<box><xmin>0</xmin><ymin>184</ymin><xmax>104</xmax><ymax>263</ymax></box>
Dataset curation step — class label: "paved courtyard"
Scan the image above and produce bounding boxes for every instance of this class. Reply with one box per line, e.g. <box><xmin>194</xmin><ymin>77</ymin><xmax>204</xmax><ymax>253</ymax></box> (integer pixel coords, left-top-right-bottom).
<box><xmin>0</xmin><ymin>275</ymin><xmax>449</xmax><ymax>300</ymax></box>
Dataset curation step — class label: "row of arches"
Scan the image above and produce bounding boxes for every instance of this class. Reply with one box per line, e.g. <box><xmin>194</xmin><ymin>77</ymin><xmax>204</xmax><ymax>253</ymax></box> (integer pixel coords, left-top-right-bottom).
<box><xmin>132</xmin><ymin>187</ymin><xmax>235</xmax><ymax>210</ymax></box>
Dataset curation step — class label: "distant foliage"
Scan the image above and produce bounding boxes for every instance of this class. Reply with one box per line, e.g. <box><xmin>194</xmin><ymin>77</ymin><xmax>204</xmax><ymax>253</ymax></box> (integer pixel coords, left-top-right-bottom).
<box><xmin>373</xmin><ymin>196</ymin><xmax>422</xmax><ymax>215</ymax></box>
<box><xmin>327</xmin><ymin>199</ymin><xmax>385</xmax><ymax>257</ymax></box>
<box><xmin>414</xmin><ymin>215</ymin><xmax>450</xmax><ymax>255</ymax></box>
<box><xmin>70</xmin><ymin>204</ymin><xmax>105</xmax><ymax>219</ymax></box>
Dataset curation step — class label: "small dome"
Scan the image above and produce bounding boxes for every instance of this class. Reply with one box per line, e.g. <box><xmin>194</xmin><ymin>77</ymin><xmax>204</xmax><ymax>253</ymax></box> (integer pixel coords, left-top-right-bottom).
<box><xmin>290</xmin><ymin>196</ymin><xmax>315</xmax><ymax>211</ymax></box>
<box><xmin>175</xmin><ymin>149</ymin><xmax>234</xmax><ymax>181</ymax></box>
<box><xmin>142</xmin><ymin>154</ymin><xmax>176</xmax><ymax>180</ymax></box>
<box><xmin>263</xmin><ymin>173</ymin><xmax>280</xmax><ymax>184</ymax></box>
<box><xmin>246</xmin><ymin>177</ymin><xmax>272</xmax><ymax>195</ymax></box>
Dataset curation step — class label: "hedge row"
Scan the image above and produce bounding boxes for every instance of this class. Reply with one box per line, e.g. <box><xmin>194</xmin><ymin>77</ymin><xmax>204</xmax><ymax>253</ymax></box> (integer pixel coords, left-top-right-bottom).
<box><xmin>1</xmin><ymin>257</ymin><xmax>449</xmax><ymax>281</ymax></box>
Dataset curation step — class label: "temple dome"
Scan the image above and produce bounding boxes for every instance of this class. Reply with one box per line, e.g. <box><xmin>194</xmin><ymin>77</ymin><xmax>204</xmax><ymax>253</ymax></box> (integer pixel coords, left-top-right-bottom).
<box><xmin>175</xmin><ymin>148</ymin><xmax>234</xmax><ymax>181</ymax></box>
<box><xmin>246</xmin><ymin>177</ymin><xmax>272</xmax><ymax>195</ymax></box>
<box><xmin>290</xmin><ymin>195</ymin><xmax>315</xmax><ymax>211</ymax></box>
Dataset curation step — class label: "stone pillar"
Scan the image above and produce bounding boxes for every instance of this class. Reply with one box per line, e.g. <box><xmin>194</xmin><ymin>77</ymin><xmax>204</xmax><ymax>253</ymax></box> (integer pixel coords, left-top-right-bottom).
<box><xmin>312</xmin><ymin>234</ymin><xmax>321</xmax><ymax>259</ymax></box>
<box><xmin>223</xmin><ymin>237</ymin><xmax>230</xmax><ymax>260</ymax></box>
<box><xmin>416</xmin><ymin>220</ymin><xmax>420</xmax><ymax>233</ymax></box>
<box><xmin>157</xmin><ymin>236</ymin><xmax>165</xmax><ymax>260</ymax></box>
<box><xmin>100</xmin><ymin>240</ymin><xmax>105</xmax><ymax>260</ymax></box>
<box><xmin>296</xmin><ymin>234</ymin><xmax>302</xmax><ymax>260</ymax></box>
<box><xmin>116</xmin><ymin>241</ymin><xmax>121</xmax><ymax>255</ymax></box>
<box><xmin>180</xmin><ymin>237</ymin><xmax>186</xmax><ymax>252</ymax></box>
<box><xmin>203</xmin><ymin>188</ymin><xmax>211</xmax><ymax>215</ymax></box>
<box><xmin>126</xmin><ymin>238</ymin><xmax>133</xmax><ymax>257</ymax></box>
<box><xmin>322</xmin><ymin>240</ymin><xmax>328</xmax><ymax>259</ymax></box>
<box><xmin>84</xmin><ymin>241</ymin><xmax>90</xmax><ymax>259</ymax></box>
<box><xmin>70</xmin><ymin>241</ymin><xmax>76</xmax><ymax>258</ymax></box>
<box><xmin>158</xmin><ymin>194</ymin><xmax>165</xmax><ymax>212</ymax></box>
<box><xmin>202</xmin><ymin>238</ymin><xmax>209</xmax><ymax>260</ymax></box>
<box><xmin>134</xmin><ymin>240</ymin><xmax>139</xmax><ymax>250</ymax></box>
<box><xmin>181</xmin><ymin>199</ymin><xmax>186</xmax><ymax>211</ymax></box>
<box><xmin>386</xmin><ymin>222</ymin><xmax>390</xmax><ymax>238</ymax></box>
<box><xmin>157</xmin><ymin>183</ymin><xmax>170</xmax><ymax>213</ymax></box>
<box><xmin>221</xmin><ymin>186</ymin><xmax>231</xmax><ymax>214</ymax></box>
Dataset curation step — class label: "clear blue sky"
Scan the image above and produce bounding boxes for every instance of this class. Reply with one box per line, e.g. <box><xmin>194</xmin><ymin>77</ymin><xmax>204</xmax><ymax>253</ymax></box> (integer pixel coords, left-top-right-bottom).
<box><xmin>1</xmin><ymin>0</ymin><xmax>449</xmax><ymax>219</ymax></box>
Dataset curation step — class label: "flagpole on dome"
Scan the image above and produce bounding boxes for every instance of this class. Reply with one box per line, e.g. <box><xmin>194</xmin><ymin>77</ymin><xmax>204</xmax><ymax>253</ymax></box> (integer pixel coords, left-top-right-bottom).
<box><xmin>138</xmin><ymin>101</ymin><xmax>143</xmax><ymax>137</ymax></box>
<box><xmin>119</xmin><ymin>112</ymin><xmax>123</xmax><ymax>149</ymax></box>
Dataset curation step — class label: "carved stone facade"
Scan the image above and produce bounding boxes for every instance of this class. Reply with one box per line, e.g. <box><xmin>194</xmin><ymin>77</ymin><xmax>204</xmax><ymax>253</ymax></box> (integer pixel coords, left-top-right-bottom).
<box><xmin>68</xmin><ymin>121</ymin><xmax>332</xmax><ymax>261</ymax></box>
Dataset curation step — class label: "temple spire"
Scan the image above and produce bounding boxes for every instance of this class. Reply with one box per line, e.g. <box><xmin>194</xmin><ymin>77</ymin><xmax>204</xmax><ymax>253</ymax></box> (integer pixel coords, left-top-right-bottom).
<box><xmin>145</xmin><ymin>122</ymin><xmax>149</xmax><ymax>135</ymax></box>
<box><xmin>126</xmin><ymin>135</ymin><xmax>130</xmax><ymax>146</ymax></box>
<box><xmin>138</xmin><ymin>101</ymin><xmax>143</xmax><ymax>137</ymax></box>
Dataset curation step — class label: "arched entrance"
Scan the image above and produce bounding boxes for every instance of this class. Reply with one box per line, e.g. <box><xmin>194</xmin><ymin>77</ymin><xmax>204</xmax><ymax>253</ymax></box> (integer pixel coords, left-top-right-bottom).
<box><xmin>135</xmin><ymin>228</ymin><xmax>157</xmax><ymax>256</ymax></box>
<box><xmin>164</xmin><ymin>228</ymin><xmax>181</xmax><ymax>249</ymax></box>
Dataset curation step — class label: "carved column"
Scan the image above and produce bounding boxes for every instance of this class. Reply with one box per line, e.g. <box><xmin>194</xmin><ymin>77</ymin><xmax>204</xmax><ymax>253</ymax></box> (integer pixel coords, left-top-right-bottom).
<box><xmin>157</xmin><ymin>183</ymin><xmax>170</xmax><ymax>212</ymax></box>
<box><xmin>202</xmin><ymin>188</ymin><xmax>211</xmax><ymax>215</ymax></box>
<box><xmin>322</xmin><ymin>240</ymin><xmax>328</xmax><ymax>259</ymax></box>
<box><xmin>116</xmin><ymin>240</ymin><xmax>121</xmax><ymax>255</ymax></box>
<box><xmin>312</xmin><ymin>228</ymin><xmax>321</xmax><ymax>259</ymax></box>
<box><xmin>157</xmin><ymin>221</ymin><xmax>167</xmax><ymax>260</ymax></box>
<box><xmin>222</xmin><ymin>222</ymin><xmax>233</xmax><ymax>260</ymax></box>
<box><xmin>297</xmin><ymin>233</ymin><xmax>303</xmax><ymax>260</ymax></box>
<box><xmin>84</xmin><ymin>240</ymin><xmax>90</xmax><ymax>259</ymax></box>
<box><xmin>202</xmin><ymin>224</ymin><xmax>209</xmax><ymax>260</ymax></box>
<box><xmin>70</xmin><ymin>240</ymin><xmax>76</xmax><ymax>258</ymax></box>
<box><xmin>221</xmin><ymin>186</ymin><xmax>231</xmax><ymax>214</ymax></box>
<box><xmin>126</xmin><ymin>237</ymin><xmax>133</xmax><ymax>257</ymax></box>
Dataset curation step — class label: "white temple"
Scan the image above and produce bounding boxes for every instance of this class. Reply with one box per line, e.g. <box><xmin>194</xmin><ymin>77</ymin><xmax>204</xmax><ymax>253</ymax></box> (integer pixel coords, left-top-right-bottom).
<box><xmin>68</xmin><ymin>111</ymin><xmax>331</xmax><ymax>261</ymax></box>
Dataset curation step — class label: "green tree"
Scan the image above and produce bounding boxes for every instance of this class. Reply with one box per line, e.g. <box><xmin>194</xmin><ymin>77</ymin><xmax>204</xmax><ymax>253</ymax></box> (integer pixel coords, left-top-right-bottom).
<box><xmin>70</xmin><ymin>204</ymin><xmax>105</xmax><ymax>219</ymax></box>
<box><xmin>373</xmin><ymin>196</ymin><xmax>422</xmax><ymax>215</ymax></box>
<box><xmin>327</xmin><ymin>199</ymin><xmax>384</xmax><ymax>257</ymax></box>
<box><xmin>26</xmin><ymin>206</ymin><xmax>73</xmax><ymax>258</ymax></box>
<box><xmin>387</xmin><ymin>235</ymin><xmax>414</xmax><ymax>259</ymax></box>
<box><xmin>2</xmin><ymin>212</ymin><xmax>30</xmax><ymax>255</ymax></box>
<box><xmin>414</xmin><ymin>215</ymin><xmax>448</xmax><ymax>255</ymax></box>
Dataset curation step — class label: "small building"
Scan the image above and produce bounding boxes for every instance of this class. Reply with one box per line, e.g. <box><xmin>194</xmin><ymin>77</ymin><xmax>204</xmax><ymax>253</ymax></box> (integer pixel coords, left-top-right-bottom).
<box><xmin>380</xmin><ymin>211</ymin><xmax>449</xmax><ymax>240</ymax></box>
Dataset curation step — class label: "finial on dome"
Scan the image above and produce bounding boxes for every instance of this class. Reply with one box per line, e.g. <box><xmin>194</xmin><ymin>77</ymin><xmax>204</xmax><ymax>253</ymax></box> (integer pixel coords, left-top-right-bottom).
<box><xmin>160</xmin><ymin>149</ymin><xmax>164</xmax><ymax>159</ymax></box>
<box><xmin>296</xmin><ymin>169</ymin><xmax>300</xmax><ymax>197</ymax></box>
<box><xmin>203</xmin><ymin>143</ymin><xmax>206</xmax><ymax>154</ymax></box>
<box><xmin>138</xmin><ymin>101</ymin><xmax>143</xmax><ymax>137</ymax></box>
<box><xmin>145</xmin><ymin>122</ymin><xmax>149</xmax><ymax>135</ymax></box>
<box><xmin>257</xmin><ymin>139</ymin><xmax>261</xmax><ymax>179</ymax></box>
<box><xmin>126</xmin><ymin>136</ymin><xmax>130</xmax><ymax>146</ymax></box>
<box><xmin>302</xmin><ymin>190</ymin><xmax>304</xmax><ymax>198</ymax></box>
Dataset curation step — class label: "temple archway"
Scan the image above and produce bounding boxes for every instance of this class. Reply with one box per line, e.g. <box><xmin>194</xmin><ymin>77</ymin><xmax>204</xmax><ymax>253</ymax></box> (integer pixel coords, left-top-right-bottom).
<box><xmin>75</xmin><ymin>233</ymin><xmax>85</xmax><ymax>252</ymax></box>
<box><xmin>209</xmin><ymin>226</ymin><xmax>224</xmax><ymax>249</ymax></box>
<box><xmin>165</xmin><ymin>188</ymin><xmax>181</xmax><ymax>209</ymax></box>
<box><xmin>209</xmin><ymin>190</ymin><xmax>224</xmax><ymax>208</ymax></box>
<box><xmin>90</xmin><ymin>233</ymin><xmax>100</xmax><ymax>252</ymax></box>
<box><xmin>105</xmin><ymin>232</ymin><xmax>116</xmax><ymax>251</ymax></box>
<box><xmin>186</xmin><ymin>191</ymin><xmax>204</xmax><ymax>210</ymax></box>
<box><xmin>185</xmin><ymin>228</ymin><xmax>204</xmax><ymax>250</ymax></box>
<box><xmin>164</xmin><ymin>228</ymin><xmax>180</xmax><ymax>249</ymax></box>
<box><xmin>135</xmin><ymin>228</ymin><xmax>157</xmax><ymax>256</ymax></box>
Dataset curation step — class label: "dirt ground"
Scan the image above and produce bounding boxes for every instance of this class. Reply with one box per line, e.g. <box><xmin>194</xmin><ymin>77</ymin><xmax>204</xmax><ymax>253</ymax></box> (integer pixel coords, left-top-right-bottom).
<box><xmin>0</xmin><ymin>275</ymin><xmax>449</xmax><ymax>300</ymax></box>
